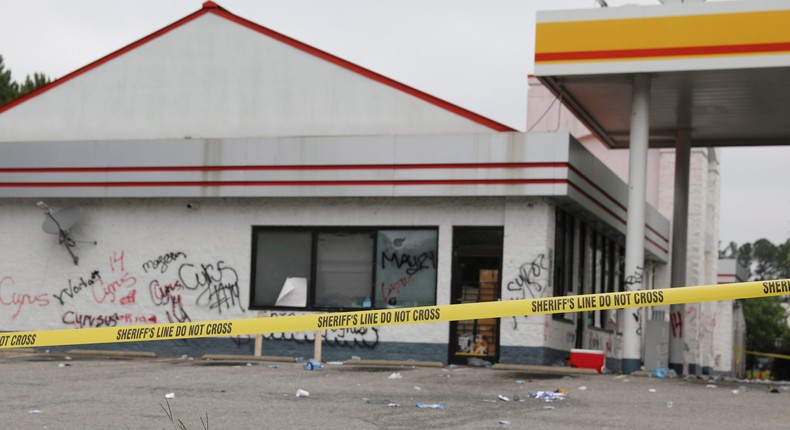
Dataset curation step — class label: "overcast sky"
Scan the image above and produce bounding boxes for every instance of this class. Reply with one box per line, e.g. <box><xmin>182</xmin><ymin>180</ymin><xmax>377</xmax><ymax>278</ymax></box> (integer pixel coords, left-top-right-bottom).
<box><xmin>1</xmin><ymin>0</ymin><xmax>788</xmax><ymax>248</ymax></box>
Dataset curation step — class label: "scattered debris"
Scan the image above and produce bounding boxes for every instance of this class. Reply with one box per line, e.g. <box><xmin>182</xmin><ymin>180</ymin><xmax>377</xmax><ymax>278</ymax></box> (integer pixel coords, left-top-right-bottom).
<box><xmin>388</xmin><ymin>372</ymin><xmax>402</xmax><ymax>379</ymax></box>
<box><xmin>578</xmin><ymin>386</ymin><xmax>587</xmax><ymax>391</ymax></box>
<box><xmin>706</xmin><ymin>384</ymin><xmax>718</xmax><ymax>389</ymax></box>
<box><xmin>498</xmin><ymin>420</ymin><xmax>511</xmax><ymax>426</ymax></box>
<box><xmin>648</xmin><ymin>388</ymin><xmax>657</xmax><ymax>393</ymax></box>
<box><xmin>296</xmin><ymin>389</ymin><xmax>310</xmax><ymax>398</ymax></box>
<box><xmin>366</xmin><ymin>399</ymin><xmax>400</xmax><ymax>407</ymax></box>
<box><xmin>543</xmin><ymin>405</ymin><xmax>556</xmax><ymax>410</ymax></box>
<box><xmin>303</xmin><ymin>359</ymin><xmax>323</xmax><ymax>371</ymax></box>
<box><xmin>165</xmin><ymin>393</ymin><xmax>175</xmax><ymax>399</ymax></box>
<box><xmin>498</xmin><ymin>394</ymin><xmax>511</xmax><ymax>402</ymax></box>
<box><xmin>467</xmin><ymin>357</ymin><xmax>491</xmax><ymax>367</ymax></box>
<box><xmin>415</xmin><ymin>402</ymin><xmax>445</xmax><ymax>409</ymax></box>
<box><xmin>529</xmin><ymin>390</ymin><xmax>568</xmax><ymax>402</ymax></box>
<box><xmin>29</xmin><ymin>409</ymin><xmax>41</xmax><ymax>414</ymax></box>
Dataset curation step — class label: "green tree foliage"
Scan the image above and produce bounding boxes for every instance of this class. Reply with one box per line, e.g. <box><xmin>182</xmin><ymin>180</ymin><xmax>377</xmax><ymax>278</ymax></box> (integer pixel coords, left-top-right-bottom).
<box><xmin>732</xmin><ymin>238</ymin><xmax>790</xmax><ymax>378</ymax></box>
<box><xmin>0</xmin><ymin>55</ymin><xmax>51</xmax><ymax>107</ymax></box>
<box><xmin>0</xmin><ymin>55</ymin><xmax>19</xmax><ymax>106</ymax></box>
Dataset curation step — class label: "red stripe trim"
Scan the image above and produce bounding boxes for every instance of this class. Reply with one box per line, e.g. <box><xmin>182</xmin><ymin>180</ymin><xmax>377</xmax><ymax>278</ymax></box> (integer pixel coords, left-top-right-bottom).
<box><xmin>0</xmin><ymin>5</ymin><xmax>515</xmax><ymax>132</ymax></box>
<box><xmin>2</xmin><ymin>159</ymin><xmax>669</xmax><ymax>246</ymax></box>
<box><xmin>535</xmin><ymin>41</ymin><xmax>790</xmax><ymax>63</ymax></box>
<box><xmin>0</xmin><ymin>8</ymin><xmax>211</xmax><ymax>114</ymax></box>
<box><xmin>568</xmin><ymin>179</ymin><xmax>669</xmax><ymax>255</ymax></box>
<box><xmin>0</xmin><ymin>178</ymin><xmax>563</xmax><ymax>188</ymax></box>
<box><xmin>568</xmin><ymin>164</ymin><xmax>669</xmax><ymax>246</ymax></box>
<box><xmin>210</xmin><ymin>8</ymin><xmax>515</xmax><ymax>132</ymax></box>
<box><xmin>0</xmin><ymin>162</ymin><xmax>564</xmax><ymax>174</ymax></box>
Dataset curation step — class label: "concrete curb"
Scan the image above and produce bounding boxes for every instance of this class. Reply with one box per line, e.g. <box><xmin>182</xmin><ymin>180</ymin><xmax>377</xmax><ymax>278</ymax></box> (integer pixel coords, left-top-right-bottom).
<box><xmin>64</xmin><ymin>349</ymin><xmax>157</xmax><ymax>359</ymax></box>
<box><xmin>200</xmin><ymin>354</ymin><xmax>297</xmax><ymax>363</ymax></box>
<box><xmin>492</xmin><ymin>363</ymin><xmax>599</xmax><ymax>375</ymax></box>
<box><xmin>341</xmin><ymin>359</ymin><xmax>445</xmax><ymax>368</ymax></box>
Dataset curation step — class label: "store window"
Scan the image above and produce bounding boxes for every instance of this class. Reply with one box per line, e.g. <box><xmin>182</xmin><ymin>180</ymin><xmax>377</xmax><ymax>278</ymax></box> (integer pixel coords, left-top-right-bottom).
<box><xmin>553</xmin><ymin>207</ymin><xmax>625</xmax><ymax>328</ymax></box>
<box><xmin>250</xmin><ymin>227</ymin><xmax>438</xmax><ymax>311</ymax></box>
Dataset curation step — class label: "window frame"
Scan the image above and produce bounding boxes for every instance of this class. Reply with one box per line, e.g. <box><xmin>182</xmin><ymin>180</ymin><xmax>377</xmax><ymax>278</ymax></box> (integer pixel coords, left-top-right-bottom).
<box><xmin>249</xmin><ymin>226</ymin><xmax>439</xmax><ymax>312</ymax></box>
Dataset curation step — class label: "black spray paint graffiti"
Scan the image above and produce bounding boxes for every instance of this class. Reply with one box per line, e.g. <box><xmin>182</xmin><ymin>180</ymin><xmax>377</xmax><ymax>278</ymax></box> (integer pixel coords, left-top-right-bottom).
<box><xmin>262</xmin><ymin>312</ymin><xmax>379</xmax><ymax>348</ymax></box>
<box><xmin>52</xmin><ymin>271</ymin><xmax>101</xmax><ymax>306</ymax></box>
<box><xmin>624</xmin><ymin>266</ymin><xmax>645</xmax><ymax>336</ymax></box>
<box><xmin>148</xmin><ymin>279</ymin><xmax>192</xmax><ymax>324</ymax></box>
<box><xmin>505</xmin><ymin>254</ymin><xmax>550</xmax><ymax>329</ymax></box>
<box><xmin>380</xmin><ymin>250</ymin><xmax>437</xmax><ymax>275</ymax></box>
<box><xmin>142</xmin><ymin>251</ymin><xmax>187</xmax><ymax>274</ymax></box>
<box><xmin>178</xmin><ymin>261</ymin><xmax>245</xmax><ymax>315</ymax></box>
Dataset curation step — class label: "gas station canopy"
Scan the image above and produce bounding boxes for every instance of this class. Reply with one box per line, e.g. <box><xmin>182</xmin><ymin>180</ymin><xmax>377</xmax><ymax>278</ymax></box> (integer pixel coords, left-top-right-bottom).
<box><xmin>534</xmin><ymin>0</ymin><xmax>790</xmax><ymax>149</ymax></box>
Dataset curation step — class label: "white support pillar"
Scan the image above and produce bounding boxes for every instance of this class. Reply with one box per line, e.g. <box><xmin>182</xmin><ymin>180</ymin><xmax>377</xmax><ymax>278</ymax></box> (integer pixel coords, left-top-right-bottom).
<box><xmin>622</xmin><ymin>73</ymin><xmax>650</xmax><ymax>374</ymax></box>
<box><xmin>669</xmin><ymin>129</ymin><xmax>691</xmax><ymax>374</ymax></box>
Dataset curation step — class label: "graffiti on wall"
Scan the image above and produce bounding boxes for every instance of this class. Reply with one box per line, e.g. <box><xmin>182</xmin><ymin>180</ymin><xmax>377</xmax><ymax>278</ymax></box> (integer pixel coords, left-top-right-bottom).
<box><xmin>670</xmin><ymin>305</ymin><xmax>717</xmax><ymax>360</ymax></box>
<box><xmin>0</xmin><ymin>276</ymin><xmax>50</xmax><ymax>319</ymax></box>
<box><xmin>505</xmin><ymin>253</ymin><xmax>551</xmax><ymax>329</ymax></box>
<box><xmin>0</xmin><ymin>250</ymin><xmax>246</xmax><ymax>330</ymax></box>
<box><xmin>623</xmin><ymin>265</ymin><xmax>645</xmax><ymax>336</ymax></box>
<box><xmin>179</xmin><ymin>261</ymin><xmax>244</xmax><ymax>315</ymax></box>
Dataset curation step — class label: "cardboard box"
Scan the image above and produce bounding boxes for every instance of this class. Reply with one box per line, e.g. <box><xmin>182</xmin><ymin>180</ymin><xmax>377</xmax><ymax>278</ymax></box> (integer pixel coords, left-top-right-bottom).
<box><xmin>570</xmin><ymin>348</ymin><xmax>605</xmax><ymax>373</ymax></box>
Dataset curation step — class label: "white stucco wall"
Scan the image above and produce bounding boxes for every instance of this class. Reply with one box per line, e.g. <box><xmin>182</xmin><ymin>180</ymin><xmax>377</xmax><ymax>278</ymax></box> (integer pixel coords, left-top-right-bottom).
<box><xmin>0</xmin><ymin>13</ymin><xmax>496</xmax><ymax>142</ymax></box>
<box><xmin>1</xmin><ymin>196</ymin><xmax>550</xmax><ymax>350</ymax></box>
<box><xmin>499</xmin><ymin>198</ymin><xmax>553</xmax><ymax>349</ymax></box>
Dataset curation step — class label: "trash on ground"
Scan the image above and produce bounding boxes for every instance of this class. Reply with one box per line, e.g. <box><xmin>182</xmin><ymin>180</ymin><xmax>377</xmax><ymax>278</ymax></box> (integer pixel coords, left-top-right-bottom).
<box><xmin>415</xmin><ymin>402</ymin><xmax>445</xmax><ymax>409</ymax></box>
<box><xmin>58</xmin><ymin>363</ymin><xmax>70</xmax><ymax>368</ymax></box>
<box><xmin>296</xmin><ymin>389</ymin><xmax>310</xmax><ymax>398</ymax></box>
<box><xmin>498</xmin><ymin>394</ymin><xmax>511</xmax><ymax>401</ymax></box>
<box><xmin>515</xmin><ymin>379</ymin><xmax>526</xmax><ymax>385</ymax></box>
<box><xmin>648</xmin><ymin>388</ymin><xmax>657</xmax><ymax>393</ymax></box>
<box><xmin>498</xmin><ymin>420</ymin><xmax>511</xmax><ymax>426</ymax></box>
<box><xmin>366</xmin><ymin>399</ymin><xmax>400</xmax><ymax>407</ymax></box>
<box><xmin>666</xmin><ymin>401</ymin><xmax>674</xmax><ymax>408</ymax></box>
<box><xmin>543</xmin><ymin>405</ymin><xmax>556</xmax><ymax>410</ymax></box>
<box><xmin>413</xmin><ymin>385</ymin><xmax>422</xmax><ymax>391</ymax></box>
<box><xmin>652</xmin><ymin>368</ymin><xmax>668</xmax><ymax>378</ymax></box>
<box><xmin>29</xmin><ymin>409</ymin><xmax>41</xmax><ymax>414</ymax></box>
<box><xmin>578</xmin><ymin>386</ymin><xmax>587</xmax><ymax>391</ymax></box>
<box><xmin>388</xmin><ymin>372</ymin><xmax>402</xmax><ymax>379</ymax></box>
<box><xmin>529</xmin><ymin>390</ymin><xmax>568</xmax><ymax>402</ymax></box>
<box><xmin>467</xmin><ymin>357</ymin><xmax>491</xmax><ymax>367</ymax></box>
<box><xmin>706</xmin><ymin>384</ymin><xmax>718</xmax><ymax>389</ymax></box>
<box><xmin>770</xmin><ymin>388</ymin><xmax>780</xmax><ymax>393</ymax></box>
<box><xmin>165</xmin><ymin>392</ymin><xmax>175</xmax><ymax>399</ymax></box>
<box><xmin>303</xmin><ymin>358</ymin><xmax>324</xmax><ymax>371</ymax></box>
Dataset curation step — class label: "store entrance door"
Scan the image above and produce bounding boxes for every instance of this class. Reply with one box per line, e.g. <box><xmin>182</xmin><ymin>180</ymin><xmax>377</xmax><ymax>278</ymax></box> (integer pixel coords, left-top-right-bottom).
<box><xmin>448</xmin><ymin>227</ymin><xmax>503</xmax><ymax>365</ymax></box>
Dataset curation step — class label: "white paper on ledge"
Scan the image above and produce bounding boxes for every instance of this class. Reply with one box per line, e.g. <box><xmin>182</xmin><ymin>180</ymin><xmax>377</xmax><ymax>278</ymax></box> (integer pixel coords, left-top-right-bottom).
<box><xmin>275</xmin><ymin>277</ymin><xmax>307</xmax><ymax>307</ymax></box>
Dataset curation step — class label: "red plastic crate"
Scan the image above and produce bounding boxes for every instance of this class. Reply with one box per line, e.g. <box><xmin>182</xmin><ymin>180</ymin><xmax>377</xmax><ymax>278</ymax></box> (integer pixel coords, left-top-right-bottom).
<box><xmin>570</xmin><ymin>348</ymin><xmax>605</xmax><ymax>373</ymax></box>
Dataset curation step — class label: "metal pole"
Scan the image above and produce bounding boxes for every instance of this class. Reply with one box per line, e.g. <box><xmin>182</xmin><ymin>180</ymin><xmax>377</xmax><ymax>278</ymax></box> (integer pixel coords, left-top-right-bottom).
<box><xmin>668</xmin><ymin>129</ymin><xmax>691</xmax><ymax>375</ymax></box>
<box><xmin>622</xmin><ymin>73</ymin><xmax>650</xmax><ymax>374</ymax></box>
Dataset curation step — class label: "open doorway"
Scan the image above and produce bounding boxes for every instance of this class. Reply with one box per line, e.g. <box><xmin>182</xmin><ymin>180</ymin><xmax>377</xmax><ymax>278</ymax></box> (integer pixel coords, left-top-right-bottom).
<box><xmin>448</xmin><ymin>227</ymin><xmax>503</xmax><ymax>365</ymax></box>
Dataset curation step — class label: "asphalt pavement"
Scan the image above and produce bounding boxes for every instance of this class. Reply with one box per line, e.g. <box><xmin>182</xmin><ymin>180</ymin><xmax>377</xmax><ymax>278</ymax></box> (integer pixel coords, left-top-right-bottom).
<box><xmin>0</xmin><ymin>350</ymin><xmax>787</xmax><ymax>429</ymax></box>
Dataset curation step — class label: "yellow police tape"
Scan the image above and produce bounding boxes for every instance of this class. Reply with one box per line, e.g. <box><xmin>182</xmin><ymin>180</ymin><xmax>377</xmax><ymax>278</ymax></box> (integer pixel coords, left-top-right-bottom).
<box><xmin>1</xmin><ymin>279</ymin><xmax>789</xmax><ymax>349</ymax></box>
<box><xmin>745</xmin><ymin>351</ymin><xmax>790</xmax><ymax>361</ymax></box>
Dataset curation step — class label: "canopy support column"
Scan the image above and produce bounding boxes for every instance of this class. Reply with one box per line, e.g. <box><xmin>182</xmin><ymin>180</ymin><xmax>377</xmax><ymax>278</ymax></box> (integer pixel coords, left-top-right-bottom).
<box><xmin>622</xmin><ymin>73</ymin><xmax>650</xmax><ymax>374</ymax></box>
